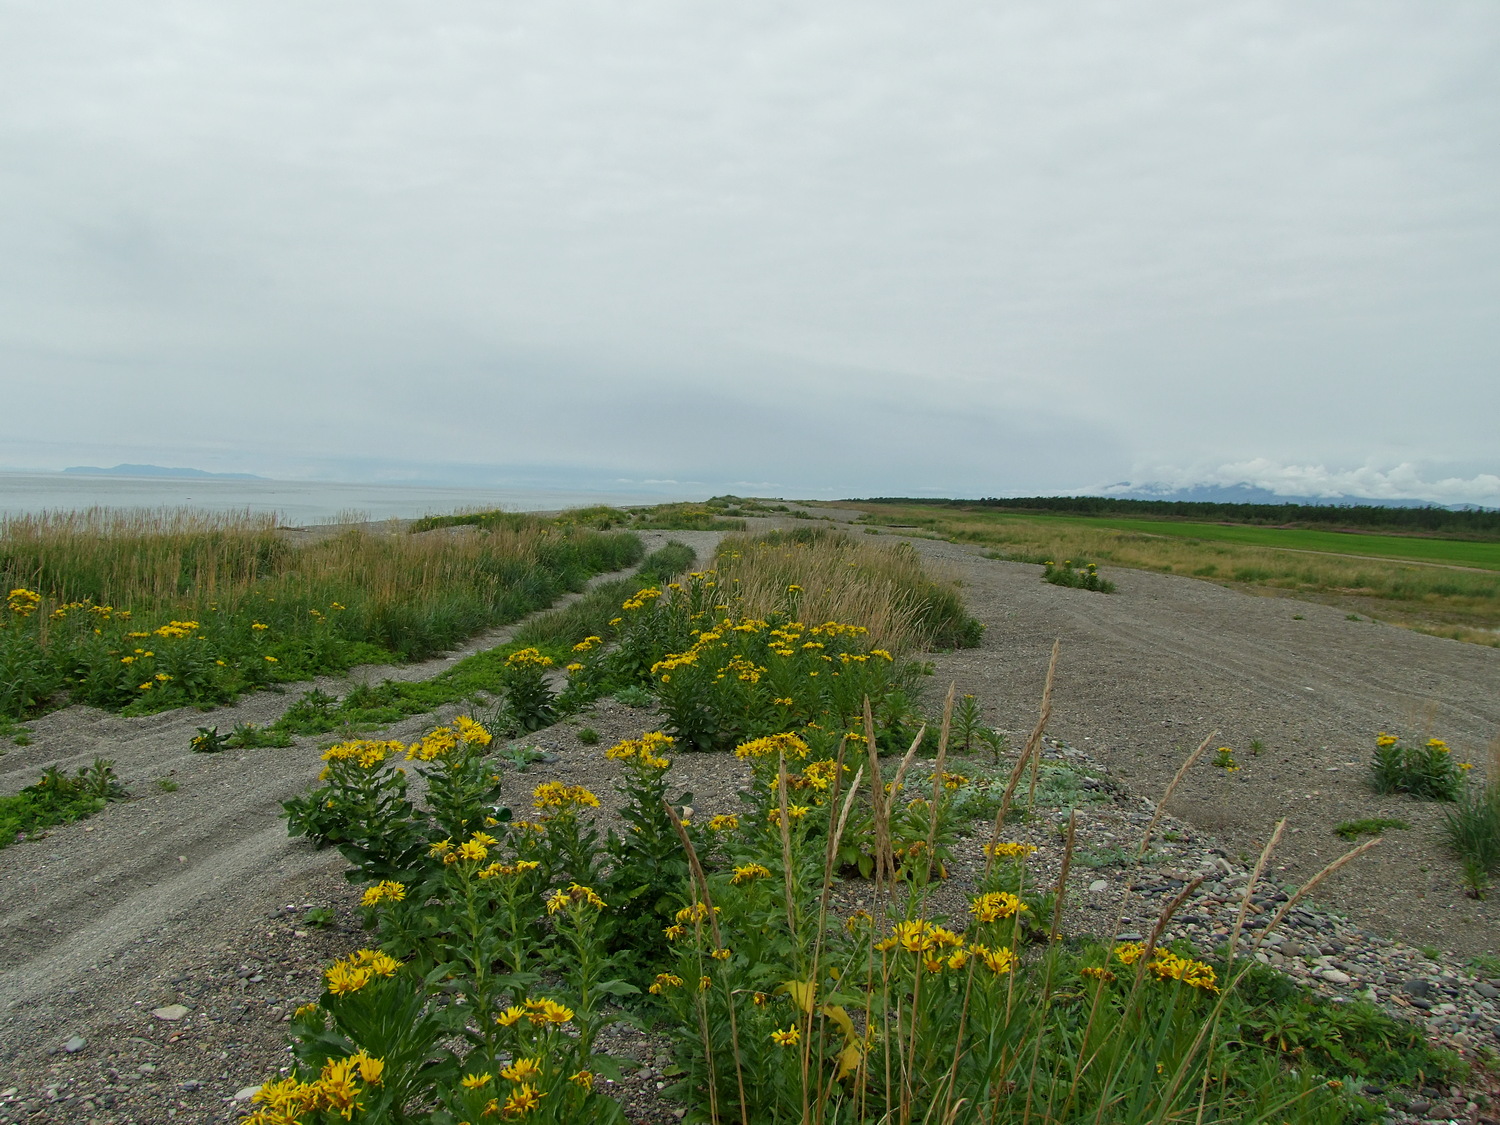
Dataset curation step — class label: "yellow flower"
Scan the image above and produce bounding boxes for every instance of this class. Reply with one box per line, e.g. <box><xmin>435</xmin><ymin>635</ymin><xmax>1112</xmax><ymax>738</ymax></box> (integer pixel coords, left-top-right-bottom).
<box><xmin>500</xmin><ymin>1083</ymin><xmax>544</xmax><ymax>1117</ymax></box>
<box><xmin>984</xmin><ymin>842</ymin><xmax>1037</xmax><ymax>859</ymax></box>
<box><xmin>361</xmin><ymin>880</ymin><xmax>407</xmax><ymax>907</ymax></box>
<box><xmin>499</xmin><ymin>1057</ymin><xmax>542</xmax><ymax>1083</ymax></box>
<box><xmin>350</xmin><ymin>1050</ymin><xmax>384</xmax><ymax>1085</ymax></box>
<box><xmin>771</xmin><ymin>1026</ymin><xmax>800</xmax><ymax>1047</ymax></box>
<box><xmin>251</xmin><ymin>622</ymin><xmax>269</xmax><ymax>630</ymax></box>
<box><xmin>569</xmin><ymin>1069</ymin><xmax>594</xmax><ymax>1091</ymax></box>
<box><xmin>708</xmin><ymin>814</ymin><xmax>739</xmax><ymax>831</ymax></box>
<box><xmin>733</xmin><ymin>732</ymin><xmax>811</xmax><ymax>760</ymax></box>
<box><xmin>496</xmin><ymin>1006</ymin><xmax>526</xmax><ymax>1027</ymax></box>
<box><xmin>532</xmin><ymin>781</ymin><xmax>601</xmax><ymax>809</ymax></box>
<box><xmin>663</xmin><ymin>924</ymin><xmax>686</xmax><ymax>941</ymax></box>
<box><xmin>731</xmin><ymin>863</ymin><xmax>771</xmax><ymax>885</ymax></box>
<box><xmin>292</xmin><ymin>1002</ymin><xmax>322</xmax><ymax>1022</ymax></box>
<box><xmin>698</xmin><ymin>975</ymin><xmax>712</xmax><ymax>991</ymax></box>
<box><xmin>648</xmin><ymin>973</ymin><xmax>683</xmax><ymax>994</ymax></box>
<box><xmin>711</xmin><ymin>947</ymin><xmax>731</xmax><ymax>961</ymax></box>
<box><xmin>523</xmin><ymin>997</ymin><xmax>574</xmax><ymax>1025</ymax></box>
<box><xmin>1080</xmin><ymin>966</ymin><xmax>1116</xmax><ymax>982</ymax></box>
<box><xmin>969</xmin><ymin>943</ymin><xmax>1018</xmax><ymax>975</ymax></box>
<box><xmin>968</xmin><ymin>892</ymin><xmax>1027</xmax><ymax>923</ymax></box>
<box><xmin>505</xmin><ymin>647</ymin><xmax>554</xmax><ymax>669</ymax></box>
<box><xmin>457</xmin><ymin>839</ymin><xmax>489</xmax><ymax>862</ymax></box>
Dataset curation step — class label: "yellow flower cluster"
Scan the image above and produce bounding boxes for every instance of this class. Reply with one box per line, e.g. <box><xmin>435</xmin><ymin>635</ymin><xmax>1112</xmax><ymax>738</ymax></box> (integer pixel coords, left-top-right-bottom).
<box><xmin>546</xmin><ymin>882</ymin><xmax>606</xmax><ymax>913</ymax></box>
<box><xmin>360</xmin><ymin>880</ymin><xmax>407</xmax><ymax>906</ymax></box>
<box><xmin>965</xmin><ymin>943</ymin><xmax>1018</xmax><ymax>975</ymax></box>
<box><xmin>731</xmin><ymin>863</ymin><xmax>772</xmax><ymax>884</ymax></box>
<box><xmin>245</xmin><ymin>1051</ymin><xmax>384</xmax><ymax>1125</ymax></box>
<box><xmin>734</xmin><ymin>732</ymin><xmax>811</xmax><ymax>761</ymax></box>
<box><xmin>874</xmin><ymin>919</ymin><xmax>964</xmax><ymax>954</ymax></box>
<box><xmin>572</xmin><ymin>635</ymin><xmax>603</xmax><ymax>652</ymax></box>
<box><xmin>648</xmin><ymin>972</ymin><xmax>684</xmax><ymax>994</ymax></box>
<box><xmin>406</xmin><ymin>717</ymin><xmax>492</xmax><ymax>761</ymax></box>
<box><xmin>771</xmin><ymin>1026</ymin><xmax>800</xmax><ymax>1047</ymax></box>
<box><xmin>968</xmin><ymin>892</ymin><xmax>1027</xmax><ymax>923</ymax></box>
<box><xmin>505</xmin><ymin>647</ymin><xmax>554</xmax><ymax>669</ymax></box>
<box><xmin>621</xmin><ymin>587</ymin><xmax>663</xmax><ymax>611</ymax></box>
<box><xmin>322</xmin><ymin>739</ymin><xmax>403</xmax><ymax>770</ymax></box>
<box><xmin>324</xmin><ymin>949</ymin><xmax>401</xmax><ymax>995</ymax></box>
<box><xmin>984</xmin><ymin>841</ymin><xmax>1038</xmax><ymax>859</ymax></box>
<box><xmin>707</xmin><ymin>813</ymin><xmax>739</xmax><ymax>831</ymax></box>
<box><xmin>532</xmin><ymin>781</ymin><xmax>600</xmax><ymax>810</ymax></box>
<box><xmin>499</xmin><ymin>1057</ymin><xmax>542</xmax><ymax>1083</ymax></box>
<box><xmin>1113</xmin><ymin>943</ymin><xmax>1218</xmax><ymax>991</ymax></box>
<box><xmin>604</xmin><ymin>731</ymin><xmax>674</xmax><ymax>769</ymax></box>
<box><xmin>478</xmin><ymin>859</ymin><xmax>540</xmax><ymax>880</ymax></box>
<box><xmin>673</xmin><ymin>902</ymin><xmax>718</xmax><ymax>925</ymax></box>
<box><xmin>151</xmin><ymin>620</ymin><xmax>201</xmax><ymax>639</ymax></box>
<box><xmin>6</xmin><ymin>588</ymin><xmax>41</xmax><ymax>617</ymax></box>
<box><xmin>1375</xmin><ymin>731</ymin><xmax>1399</xmax><ymax>748</ymax></box>
<box><xmin>496</xmin><ymin>996</ymin><xmax>574</xmax><ymax>1026</ymax></box>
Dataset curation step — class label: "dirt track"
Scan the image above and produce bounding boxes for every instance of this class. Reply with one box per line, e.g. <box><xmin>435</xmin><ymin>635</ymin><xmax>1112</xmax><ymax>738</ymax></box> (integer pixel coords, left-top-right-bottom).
<box><xmin>1</xmin><ymin>516</ymin><xmax>1497</xmax><ymax>1119</ymax></box>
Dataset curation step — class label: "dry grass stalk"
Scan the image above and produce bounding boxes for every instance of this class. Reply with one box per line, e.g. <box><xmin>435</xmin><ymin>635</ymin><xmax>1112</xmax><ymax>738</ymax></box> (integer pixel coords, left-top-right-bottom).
<box><xmin>1251</xmin><ymin>837</ymin><xmax>1383</xmax><ymax>953</ymax></box>
<box><xmin>984</xmin><ymin>643</ymin><xmax>1060</xmax><ymax>875</ymax></box>
<box><xmin>1024</xmin><ymin>638</ymin><xmax>1062</xmax><ymax>805</ymax></box>
<box><xmin>1135</xmin><ymin>730</ymin><xmax>1217</xmax><ymax>856</ymax></box>
<box><xmin>1049</xmin><ymin>809</ymin><xmax>1077</xmax><ymax>941</ymax></box>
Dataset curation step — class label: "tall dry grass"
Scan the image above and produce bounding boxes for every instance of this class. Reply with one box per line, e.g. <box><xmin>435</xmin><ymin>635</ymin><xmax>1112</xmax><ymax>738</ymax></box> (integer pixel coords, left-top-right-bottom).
<box><xmin>713</xmin><ymin>527</ymin><xmax>981</xmax><ymax>652</ymax></box>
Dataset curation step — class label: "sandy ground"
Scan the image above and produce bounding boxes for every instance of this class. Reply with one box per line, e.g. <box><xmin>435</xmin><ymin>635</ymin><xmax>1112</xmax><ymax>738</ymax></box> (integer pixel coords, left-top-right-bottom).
<box><xmin>1</xmin><ymin>516</ymin><xmax>1497</xmax><ymax>1121</ymax></box>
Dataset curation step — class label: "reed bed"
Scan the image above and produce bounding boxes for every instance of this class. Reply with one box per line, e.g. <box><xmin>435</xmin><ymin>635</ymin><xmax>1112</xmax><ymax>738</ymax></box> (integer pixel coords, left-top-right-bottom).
<box><xmin>0</xmin><ymin>508</ymin><xmax>642</xmax><ymax>716</ymax></box>
<box><xmin>714</xmin><ymin>528</ymin><xmax>983</xmax><ymax>652</ymax></box>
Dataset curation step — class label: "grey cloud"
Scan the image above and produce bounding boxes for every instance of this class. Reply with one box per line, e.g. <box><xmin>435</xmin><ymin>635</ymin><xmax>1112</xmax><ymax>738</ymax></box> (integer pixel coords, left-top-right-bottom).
<box><xmin>1</xmin><ymin>2</ymin><xmax>1497</xmax><ymax>501</ymax></box>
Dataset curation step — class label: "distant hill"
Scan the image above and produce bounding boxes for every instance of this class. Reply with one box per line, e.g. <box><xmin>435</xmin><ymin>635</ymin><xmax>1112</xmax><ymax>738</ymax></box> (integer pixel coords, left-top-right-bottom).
<box><xmin>62</xmin><ymin>464</ymin><xmax>264</xmax><ymax>481</ymax></box>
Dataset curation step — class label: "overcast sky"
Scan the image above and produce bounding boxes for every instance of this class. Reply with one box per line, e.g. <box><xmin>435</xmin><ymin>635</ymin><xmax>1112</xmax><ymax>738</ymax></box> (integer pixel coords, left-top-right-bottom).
<box><xmin>2</xmin><ymin>1</ymin><xmax>1497</xmax><ymax>503</ymax></box>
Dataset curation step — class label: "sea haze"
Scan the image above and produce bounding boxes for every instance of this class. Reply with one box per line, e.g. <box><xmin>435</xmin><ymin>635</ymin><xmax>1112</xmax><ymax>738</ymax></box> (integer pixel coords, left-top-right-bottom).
<box><xmin>0</xmin><ymin>473</ymin><xmax>692</xmax><ymax>524</ymax></box>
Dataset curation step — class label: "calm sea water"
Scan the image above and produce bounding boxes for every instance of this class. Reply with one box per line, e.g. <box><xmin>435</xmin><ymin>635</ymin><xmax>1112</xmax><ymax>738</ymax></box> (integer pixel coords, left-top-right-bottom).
<box><xmin>0</xmin><ymin>473</ymin><xmax>689</xmax><ymax>524</ymax></box>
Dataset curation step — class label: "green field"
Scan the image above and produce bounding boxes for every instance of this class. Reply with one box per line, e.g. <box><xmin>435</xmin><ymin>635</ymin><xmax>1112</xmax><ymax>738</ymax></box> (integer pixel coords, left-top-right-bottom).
<box><xmin>994</xmin><ymin>514</ymin><xmax>1500</xmax><ymax>571</ymax></box>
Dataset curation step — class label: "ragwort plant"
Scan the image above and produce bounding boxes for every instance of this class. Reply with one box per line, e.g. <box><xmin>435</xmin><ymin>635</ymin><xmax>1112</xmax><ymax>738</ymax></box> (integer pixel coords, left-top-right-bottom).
<box><xmin>1369</xmin><ymin>731</ymin><xmax>1466</xmax><ymax>801</ymax></box>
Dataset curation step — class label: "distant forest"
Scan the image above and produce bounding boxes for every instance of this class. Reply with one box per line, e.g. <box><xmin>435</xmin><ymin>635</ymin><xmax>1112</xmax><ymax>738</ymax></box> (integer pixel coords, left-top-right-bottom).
<box><xmin>857</xmin><ymin>496</ymin><xmax>1500</xmax><ymax>539</ymax></box>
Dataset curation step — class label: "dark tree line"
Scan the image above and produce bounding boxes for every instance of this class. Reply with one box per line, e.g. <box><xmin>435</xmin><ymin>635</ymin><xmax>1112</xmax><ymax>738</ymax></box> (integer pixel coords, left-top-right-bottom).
<box><xmin>856</xmin><ymin>496</ymin><xmax>1500</xmax><ymax>539</ymax></box>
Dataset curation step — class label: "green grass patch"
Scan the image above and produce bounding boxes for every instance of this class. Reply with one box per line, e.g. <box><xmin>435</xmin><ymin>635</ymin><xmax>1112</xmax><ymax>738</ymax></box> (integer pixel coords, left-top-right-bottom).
<box><xmin>1</xmin><ymin>759</ymin><xmax>128</xmax><ymax>846</ymax></box>
<box><xmin>1333</xmin><ymin>817</ymin><xmax>1410</xmax><ymax>841</ymax></box>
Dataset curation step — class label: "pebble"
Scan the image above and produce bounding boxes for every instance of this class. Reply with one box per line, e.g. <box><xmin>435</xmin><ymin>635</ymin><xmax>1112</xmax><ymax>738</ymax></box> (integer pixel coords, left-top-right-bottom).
<box><xmin>151</xmin><ymin>1005</ymin><xmax>190</xmax><ymax>1022</ymax></box>
<box><xmin>1088</xmin><ymin>879</ymin><xmax>1108</xmax><ymax>893</ymax></box>
<box><xmin>62</xmin><ymin>1037</ymin><xmax>86</xmax><ymax>1054</ymax></box>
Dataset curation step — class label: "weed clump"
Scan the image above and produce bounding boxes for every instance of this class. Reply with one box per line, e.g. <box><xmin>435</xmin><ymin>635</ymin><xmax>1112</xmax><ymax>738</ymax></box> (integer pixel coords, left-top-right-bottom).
<box><xmin>0</xmin><ymin>758</ymin><xmax>127</xmax><ymax>846</ymax></box>
<box><xmin>1043</xmin><ymin>557</ymin><xmax>1116</xmax><ymax>593</ymax></box>
<box><xmin>1370</xmin><ymin>731</ymin><xmax>1466</xmax><ymax>801</ymax></box>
